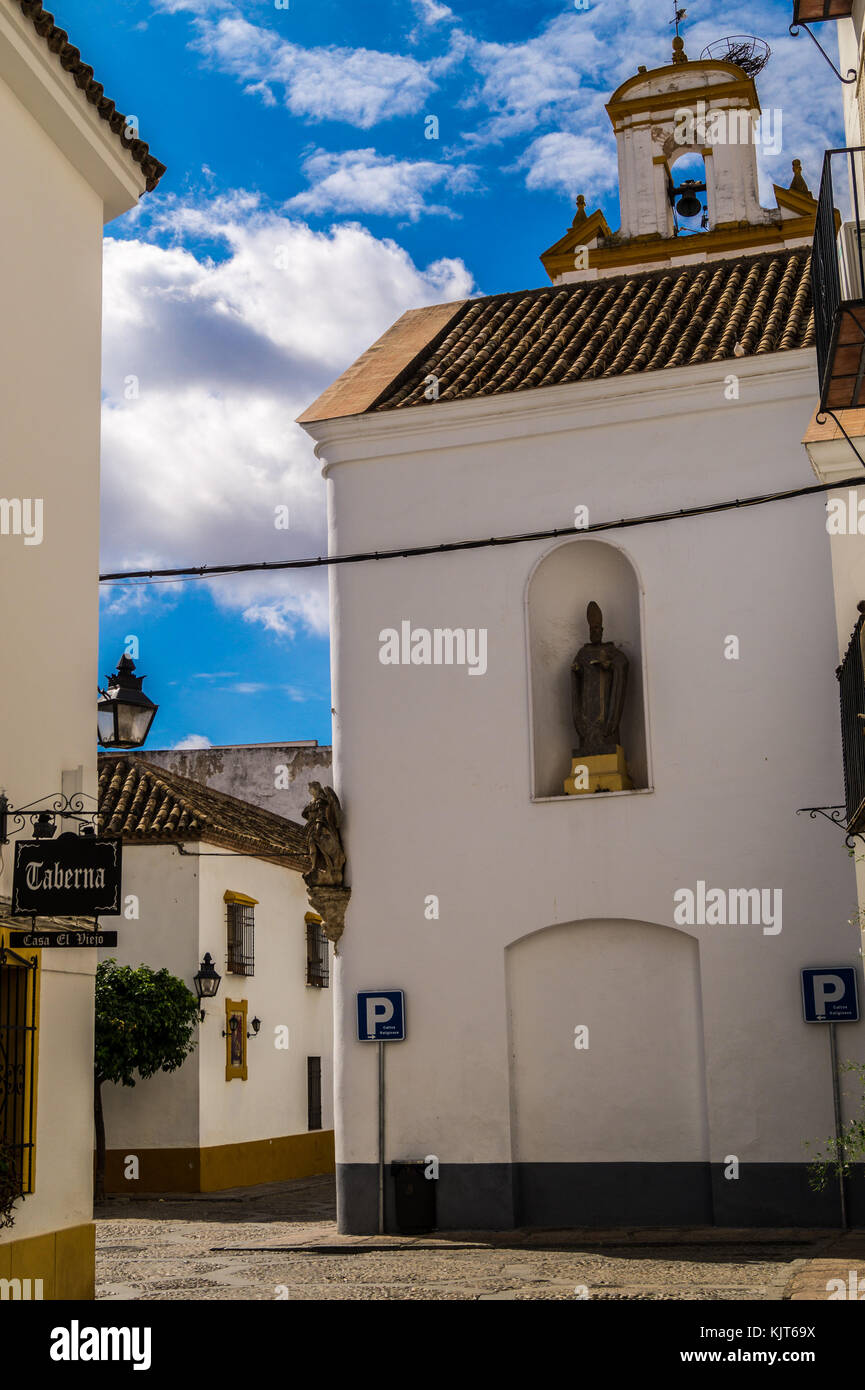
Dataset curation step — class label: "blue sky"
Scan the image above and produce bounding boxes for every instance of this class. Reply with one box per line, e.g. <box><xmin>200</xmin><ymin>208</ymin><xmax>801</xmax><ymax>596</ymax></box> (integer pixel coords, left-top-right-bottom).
<box><xmin>71</xmin><ymin>0</ymin><xmax>841</xmax><ymax>751</ymax></box>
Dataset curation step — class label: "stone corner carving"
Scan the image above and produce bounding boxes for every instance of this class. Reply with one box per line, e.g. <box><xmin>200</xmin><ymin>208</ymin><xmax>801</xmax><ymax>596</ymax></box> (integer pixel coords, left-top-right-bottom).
<box><xmin>301</xmin><ymin>782</ymin><xmax>349</xmax><ymax>952</ymax></box>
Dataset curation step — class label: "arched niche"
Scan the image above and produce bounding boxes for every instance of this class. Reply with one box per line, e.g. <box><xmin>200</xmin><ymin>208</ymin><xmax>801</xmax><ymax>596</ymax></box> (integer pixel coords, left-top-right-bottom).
<box><xmin>526</xmin><ymin>537</ymin><xmax>649</xmax><ymax>799</ymax></box>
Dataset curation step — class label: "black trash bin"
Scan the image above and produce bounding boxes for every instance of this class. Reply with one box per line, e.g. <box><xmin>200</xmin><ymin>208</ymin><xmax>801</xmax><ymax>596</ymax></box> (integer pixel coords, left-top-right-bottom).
<box><xmin>390</xmin><ymin>1160</ymin><xmax>436</xmax><ymax>1233</ymax></box>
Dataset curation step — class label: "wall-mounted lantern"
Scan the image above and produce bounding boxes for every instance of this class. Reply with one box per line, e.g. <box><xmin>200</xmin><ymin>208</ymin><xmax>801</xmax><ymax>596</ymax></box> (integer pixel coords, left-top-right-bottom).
<box><xmin>97</xmin><ymin>654</ymin><xmax>158</xmax><ymax>749</ymax></box>
<box><xmin>193</xmin><ymin>953</ymin><xmax>222</xmax><ymax>1021</ymax></box>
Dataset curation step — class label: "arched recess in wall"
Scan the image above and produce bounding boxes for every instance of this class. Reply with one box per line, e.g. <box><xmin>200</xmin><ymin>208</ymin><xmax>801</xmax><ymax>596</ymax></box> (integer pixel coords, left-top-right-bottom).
<box><xmin>527</xmin><ymin>537</ymin><xmax>650</xmax><ymax>799</ymax></box>
<box><xmin>505</xmin><ymin>918</ymin><xmax>710</xmax><ymax>1225</ymax></box>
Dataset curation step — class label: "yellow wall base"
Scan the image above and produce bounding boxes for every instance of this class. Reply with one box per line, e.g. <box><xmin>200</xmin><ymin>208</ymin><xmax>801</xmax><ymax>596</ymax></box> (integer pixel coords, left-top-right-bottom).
<box><xmin>0</xmin><ymin>1222</ymin><xmax>95</xmax><ymax>1300</ymax></box>
<box><xmin>105</xmin><ymin>1129</ymin><xmax>335</xmax><ymax>1193</ymax></box>
<box><xmin>565</xmin><ymin>747</ymin><xmax>633</xmax><ymax>795</ymax></box>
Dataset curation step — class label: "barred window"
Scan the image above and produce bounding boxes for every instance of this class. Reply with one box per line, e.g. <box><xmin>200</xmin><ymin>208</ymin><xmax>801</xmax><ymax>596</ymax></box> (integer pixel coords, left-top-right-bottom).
<box><xmin>307</xmin><ymin>1056</ymin><xmax>322</xmax><ymax>1130</ymax></box>
<box><xmin>0</xmin><ymin>947</ymin><xmax>38</xmax><ymax>1195</ymax></box>
<box><xmin>226</xmin><ymin>901</ymin><xmax>255</xmax><ymax>976</ymax></box>
<box><xmin>306</xmin><ymin>915</ymin><xmax>329</xmax><ymax>988</ymax></box>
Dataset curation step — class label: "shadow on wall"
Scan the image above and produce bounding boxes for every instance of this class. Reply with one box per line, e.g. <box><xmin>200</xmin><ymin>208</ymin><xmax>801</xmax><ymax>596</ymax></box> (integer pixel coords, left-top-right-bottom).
<box><xmin>527</xmin><ymin>538</ymin><xmax>649</xmax><ymax>798</ymax></box>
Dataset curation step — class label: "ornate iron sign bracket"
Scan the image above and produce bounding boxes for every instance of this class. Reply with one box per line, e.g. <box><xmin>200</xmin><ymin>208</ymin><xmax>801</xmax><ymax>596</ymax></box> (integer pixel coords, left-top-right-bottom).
<box><xmin>796</xmin><ymin>804</ymin><xmax>865</xmax><ymax>849</ymax></box>
<box><xmin>0</xmin><ymin>791</ymin><xmax>100</xmax><ymax>846</ymax></box>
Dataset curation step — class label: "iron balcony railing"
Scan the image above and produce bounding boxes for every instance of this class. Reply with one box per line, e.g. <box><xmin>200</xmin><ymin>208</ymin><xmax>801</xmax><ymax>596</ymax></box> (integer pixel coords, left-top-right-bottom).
<box><xmin>813</xmin><ymin>148</ymin><xmax>865</xmax><ymax>411</ymax></box>
<box><xmin>838</xmin><ymin>605</ymin><xmax>865</xmax><ymax>835</ymax></box>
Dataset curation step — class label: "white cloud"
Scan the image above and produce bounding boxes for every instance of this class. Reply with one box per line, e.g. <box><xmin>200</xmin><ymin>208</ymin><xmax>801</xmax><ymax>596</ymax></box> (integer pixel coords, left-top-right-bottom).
<box><xmin>286</xmin><ymin>148</ymin><xmax>479</xmax><ymax>220</ymax></box>
<box><xmin>101</xmin><ymin>198</ymin><xmax>475</xmax><ymax>640</ymax></box>
<box><xmin>411</xmin><ymin>0</ymin><xmax>455</xmax><ymax>26</ymax></box>
<box><xmin>151</xmin><ymin>0</ymin><xmax>231</xmax><ymax>12</ymax></box>
<box><xmin>172</xmin><ymin>733</ymin><xmax>213</xmax><ymax>748</ymax></box>
<box><xmin>460</xmin><ymin>15</ymin><xmax>608</xmax><ymax>147</ymax></box>
<box><xmin>516</xmin><ymin>132</ymin><xmax>619</xmax><ymax>202</ymax></box>
<box><xmin>194</xmin><ymin>16</ymin><xmax>436</xmax><ymax>127</ymax></box>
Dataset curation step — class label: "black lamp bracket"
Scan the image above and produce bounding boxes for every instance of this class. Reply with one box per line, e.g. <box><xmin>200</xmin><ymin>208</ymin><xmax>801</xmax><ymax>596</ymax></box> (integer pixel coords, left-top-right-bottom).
<box><xmin>789</xmin><ymin>22</ymin><xmax>857</xmax><ymax>83</ymax></box>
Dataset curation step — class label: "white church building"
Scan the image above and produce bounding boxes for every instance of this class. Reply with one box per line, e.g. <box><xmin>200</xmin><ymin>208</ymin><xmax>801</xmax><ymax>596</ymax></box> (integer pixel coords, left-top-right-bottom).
<box><xmin>300</xmin><ymin>40</ymin><xmax>865</xmax><ymax>1231</ymax></box>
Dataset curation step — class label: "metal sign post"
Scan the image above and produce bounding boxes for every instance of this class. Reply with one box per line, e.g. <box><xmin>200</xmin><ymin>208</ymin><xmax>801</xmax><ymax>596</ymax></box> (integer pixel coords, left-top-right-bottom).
<box><xmin>378</xmin><ymin>1041</ymin><xmax>385</xmax><ymax>1236</ymax></box>
<box><xmin>801</xmin><ymin>967</ymin><xmax>860</xmax><ymax>1229</ymax></box>
<box><xmin>357</xmin><ymin>990</ymin><xmax>406</xmax><ymax>1237</ymax></box>
<box><xmin>828</xmin><ymin>1021</ymin><xmax>847</xmax><ymax>1229</ymax></box>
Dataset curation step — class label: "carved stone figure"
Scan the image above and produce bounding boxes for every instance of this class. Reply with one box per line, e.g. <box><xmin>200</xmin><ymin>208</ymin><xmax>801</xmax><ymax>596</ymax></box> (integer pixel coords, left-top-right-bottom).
<box><xmin>570</xmin><ymin>601</ymin><xmax>629</xmax><ymax>755</ymax></box>
<box><xmin>302</xmin><ymin>782</ymin><xmax>346</xmax><ymax>888</ymax></box>
<box><xmin>301</xmin><ymin>782</ymin><xmax>350</xmax><ymax>952</ymax></box>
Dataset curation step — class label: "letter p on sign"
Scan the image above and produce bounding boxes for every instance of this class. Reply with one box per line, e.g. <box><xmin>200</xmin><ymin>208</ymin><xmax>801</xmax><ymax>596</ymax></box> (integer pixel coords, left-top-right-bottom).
<box><xmin>367</xmin><ymin>997</ymin><xmax>394</xmax><ymax>1035</ymax></box>
<box><xmin>814</xmin><ymin>974</ymin><xmax>845</xmax><ymax>1015</ymax></box>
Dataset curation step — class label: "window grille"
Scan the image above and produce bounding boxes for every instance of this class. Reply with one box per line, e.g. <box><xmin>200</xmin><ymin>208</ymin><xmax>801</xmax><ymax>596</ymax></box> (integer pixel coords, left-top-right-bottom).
<box><xmin>226</xmin><ymin>902</ymin><xmax>255</xmax><ymax>976</ymax></box>
<box><xmin>839</xmin><ymin>608</ymin><xmax>865</xmax><ymax>834</ymax></box>
<box><xmin>0</xmin><ymin>947</ymin><xmax>37</xmax><ymax>1195</ymax></box>
<box><xmin>307</xmin><ymin>1056</ymin><xmax>322</xmax><ymax>1131</ymax></box>
<box><xmin>306</xmin><ymin>917</ymin><xmax>329</xmax><ymax>988</ymax></box>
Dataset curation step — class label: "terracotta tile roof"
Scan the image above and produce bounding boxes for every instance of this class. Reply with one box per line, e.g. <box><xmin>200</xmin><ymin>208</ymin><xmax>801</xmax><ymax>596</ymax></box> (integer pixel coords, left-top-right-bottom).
<box><xmin>13</xmin><ymin>1</ymin><xmax>165</xmax><ymax>191</ymax></box>
<box><xmin>98</xmin><ymin>756</ymin><xmax>309</xmax><ymax>872</ymax></box>
<box><xmin>368</xmin><ymin>248</ymin><xmax>814</xmax><ymax>413</ymax></box>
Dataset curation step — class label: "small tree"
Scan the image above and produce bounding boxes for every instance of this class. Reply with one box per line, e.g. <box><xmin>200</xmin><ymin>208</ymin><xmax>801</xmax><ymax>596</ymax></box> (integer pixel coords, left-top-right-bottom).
<box><xmin>94</xmin><ymin>959</ymin><xmax>199</xmax><ymax>1201</ymax></box>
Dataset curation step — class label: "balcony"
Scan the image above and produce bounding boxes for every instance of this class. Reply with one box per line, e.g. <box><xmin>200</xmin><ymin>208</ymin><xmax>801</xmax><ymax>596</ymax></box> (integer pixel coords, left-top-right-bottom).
<box><xmin>838</xmin><ymin>604</ymin><xmax>865</xmax><ymax>836</ymax></box>
<box><xmin>813</xmin><ymin>148</ymin><xmax>865</xmax><ymax>411</ymax></box>
<box><xmin>792</xmin><ymin>0</ymin><xmax>852</xmax><ymax>21</ymax></box>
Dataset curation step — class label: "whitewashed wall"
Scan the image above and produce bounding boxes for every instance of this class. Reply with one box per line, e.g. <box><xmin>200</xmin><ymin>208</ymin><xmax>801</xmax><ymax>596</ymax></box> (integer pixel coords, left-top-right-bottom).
<box><xmin>197</xmin><ymin>852</ymin><xmax>333</xmax><ymax>1150</ymax></box>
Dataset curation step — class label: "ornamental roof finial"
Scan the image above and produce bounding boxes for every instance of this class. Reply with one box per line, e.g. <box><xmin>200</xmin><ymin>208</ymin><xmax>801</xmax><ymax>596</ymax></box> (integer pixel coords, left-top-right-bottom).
<box><xmin>671</xmin><ymin>3</ymin><xmax>688</xmax><ymax>62</ymax></box>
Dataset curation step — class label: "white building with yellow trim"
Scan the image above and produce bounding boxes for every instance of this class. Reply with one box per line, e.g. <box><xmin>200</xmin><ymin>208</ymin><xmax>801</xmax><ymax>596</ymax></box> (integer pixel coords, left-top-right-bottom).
<box><xmin>97</xmin><ymin>757</ymin><xmax>334</xmax><ymax>1192</ymax></box>
<box><xmin>0</xmin><ymin>0</ymin><xmax>163</xmax><ymax>1298</ymax></box>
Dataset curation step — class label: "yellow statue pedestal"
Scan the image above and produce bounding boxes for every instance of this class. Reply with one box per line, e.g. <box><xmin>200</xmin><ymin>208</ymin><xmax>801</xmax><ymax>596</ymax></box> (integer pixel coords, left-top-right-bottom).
<box><xmin>564</xmin><ymin>747</ymin><xmax>632</xmax><ymax>795</ymax></box>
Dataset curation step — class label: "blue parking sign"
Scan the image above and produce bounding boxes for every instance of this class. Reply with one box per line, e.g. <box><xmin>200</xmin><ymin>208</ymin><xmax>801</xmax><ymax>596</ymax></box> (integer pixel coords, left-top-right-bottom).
<box><xmin>801</xmin><ymin>967</ymin><xmax>860</xmax><ymax>1023</ymax></box>
<box><xmin>357</xmin><ymin>990</ymin><xmax>406</xmax><ymax>1041</ymax></box>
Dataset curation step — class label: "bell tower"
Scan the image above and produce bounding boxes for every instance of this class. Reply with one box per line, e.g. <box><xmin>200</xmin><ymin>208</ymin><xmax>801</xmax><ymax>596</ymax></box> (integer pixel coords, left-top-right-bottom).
<box><xmin>541</xmin><ymin>34</ymin><xmax>818</xmax><ymax>284</ymax></box>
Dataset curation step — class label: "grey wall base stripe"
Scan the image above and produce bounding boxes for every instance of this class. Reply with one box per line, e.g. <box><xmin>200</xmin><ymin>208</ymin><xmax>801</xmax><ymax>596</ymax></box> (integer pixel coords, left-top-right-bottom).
<box><xmin>337</xmin><ymin>1163</ymin><xmax>864</xmax><ymax>1234</ymax></box>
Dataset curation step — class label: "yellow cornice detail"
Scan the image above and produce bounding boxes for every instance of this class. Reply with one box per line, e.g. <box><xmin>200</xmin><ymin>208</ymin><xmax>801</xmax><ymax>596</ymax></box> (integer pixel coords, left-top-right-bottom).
<box><xmin>774</xmin><ymin>183</ymin><xmax>818</xmax><ymax>216</ymax></box>
<box><xmin>224</xmin><ymin>890</ymin><xmax>258</xmax><ymax>906</ymax></box>
<box><xmin>541</xmin><ymin>213</ymin><xmax>816</xmax><ymax>282</ymax></box>
<box><xmin>607</xmin><ymin>74</ymin><xmax>760</xmax><ymax>125</ymax></box>
<box><xmin>540</xmin><ymin>207</ymin><xmax>613</xmax><ymax>266</ymax></box>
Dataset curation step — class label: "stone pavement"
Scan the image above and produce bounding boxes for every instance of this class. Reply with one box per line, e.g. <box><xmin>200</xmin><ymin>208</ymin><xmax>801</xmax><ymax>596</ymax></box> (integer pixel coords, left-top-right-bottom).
<box><xmin>94</xmin><ymin>1175</ymin><xmax>865</xmax><ymax>1301</ymax></box>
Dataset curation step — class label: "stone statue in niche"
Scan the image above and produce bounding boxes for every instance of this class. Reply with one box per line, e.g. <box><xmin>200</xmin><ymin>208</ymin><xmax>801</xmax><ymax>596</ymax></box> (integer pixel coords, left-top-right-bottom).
<box><xmin>565</xmin><ymin>601</ymin><xmax>632</xmax><ymax>794</ymax></box>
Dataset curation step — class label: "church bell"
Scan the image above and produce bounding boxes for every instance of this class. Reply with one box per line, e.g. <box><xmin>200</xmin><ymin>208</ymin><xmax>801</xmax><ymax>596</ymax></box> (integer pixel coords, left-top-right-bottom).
<box><xmin>675</xmin><ymin>181</ymin><xmax>703</xmax><ymax>219</ymax></box>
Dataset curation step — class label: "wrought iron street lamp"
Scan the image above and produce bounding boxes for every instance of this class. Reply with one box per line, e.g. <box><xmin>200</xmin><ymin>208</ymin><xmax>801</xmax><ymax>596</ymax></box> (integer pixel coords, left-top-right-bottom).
<box><xmin>97</xmin><ymin>655</ymin><xmax>158</xmax><ymax>749</ymax></box>
<box><xmin>193</xmin><ymin>953</ymin><xmax>222</xmax><ymax>1020</ymax></box>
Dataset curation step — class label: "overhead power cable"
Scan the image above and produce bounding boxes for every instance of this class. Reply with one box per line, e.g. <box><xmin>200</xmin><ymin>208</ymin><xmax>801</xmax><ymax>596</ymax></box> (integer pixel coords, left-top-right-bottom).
<box><xmin>99</xmin><ymin>469</ymin><xmax>865</xmax><ymax>587</ymax></box>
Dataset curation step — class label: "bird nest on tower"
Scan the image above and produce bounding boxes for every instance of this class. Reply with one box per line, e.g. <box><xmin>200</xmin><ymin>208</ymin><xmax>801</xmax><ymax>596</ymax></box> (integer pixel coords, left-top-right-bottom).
<box><xmin>700</xmin><ymin>35</ymin><xmax>771</xmax><ymax>78</ymax></box>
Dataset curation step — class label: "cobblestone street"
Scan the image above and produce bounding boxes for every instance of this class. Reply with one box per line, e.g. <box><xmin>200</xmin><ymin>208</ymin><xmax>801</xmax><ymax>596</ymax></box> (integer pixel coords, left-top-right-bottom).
<box><xmin>94</xmin><ymin>1176</ymin><xmax>865</xmax><ymax>1301</ymax></box>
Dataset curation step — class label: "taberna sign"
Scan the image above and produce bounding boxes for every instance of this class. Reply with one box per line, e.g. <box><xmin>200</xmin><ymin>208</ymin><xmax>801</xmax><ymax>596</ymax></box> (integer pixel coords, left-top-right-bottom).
<box><xmin>11</xmin><ymin>833</ymin><xmax>122</xmax><ymax>917</ymax></box>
